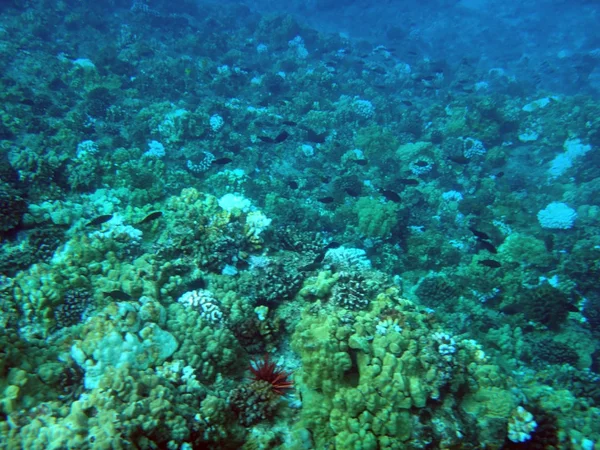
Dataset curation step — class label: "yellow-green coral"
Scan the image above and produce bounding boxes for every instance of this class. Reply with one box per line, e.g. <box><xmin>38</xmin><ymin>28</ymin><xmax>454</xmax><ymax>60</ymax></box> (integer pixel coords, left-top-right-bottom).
<box><xmin>290</xmin><ymin>291</ymin><xmax>515</xmax><ymax>449</ymax></box>
<box><xmin>354</xmin><ymin>197</ymin><xmax>399</xmax><ymax>238</ymax></box>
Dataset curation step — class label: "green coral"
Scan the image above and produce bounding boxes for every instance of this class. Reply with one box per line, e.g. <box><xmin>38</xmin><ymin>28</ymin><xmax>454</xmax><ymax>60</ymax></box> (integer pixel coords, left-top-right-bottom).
<box><xmin>354</xmin><ymin>197</ymin><xmax>399</xmax><ymax>238</ymax></box>
<box><xmin>290</xmin><ymin>291</ymin><xmax>511</xmax><ymax>448</ymax></box>
<box><xmin>498</xmin><ymin>232</ymin><xmax>554</xmax><ymax>268</ymax></box>
<box><xmin>355</xmin><ymin>125</ymin><xmax>399</xmax><ymax>160</ymax></box>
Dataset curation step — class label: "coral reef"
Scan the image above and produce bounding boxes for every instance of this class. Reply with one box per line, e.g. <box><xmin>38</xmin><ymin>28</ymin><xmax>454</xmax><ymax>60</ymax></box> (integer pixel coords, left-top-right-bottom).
<box><xmin>0</xmin><ymin>0</ymin><xmax>598</xmax><ymax>448</ymax></box>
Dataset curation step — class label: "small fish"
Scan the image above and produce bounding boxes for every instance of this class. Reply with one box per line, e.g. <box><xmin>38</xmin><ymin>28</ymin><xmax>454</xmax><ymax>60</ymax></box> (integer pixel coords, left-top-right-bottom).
<box><xmin>213</xmin><ymin>157</ymin><xmax>232</xmax><ymax>165</ymax></box>
<box><xmin>274</xmin><ymin>130</ymin><xmax>289</xmax><ymax>143</ymax></box>
<box><xmin>324</xmin><ymin>241</ymin><xmax>342</xmax><ymax>250</ymax></box>
<box><xmin>258</xmin><ymin>135</ymin><xmax>275</xmax><ymax>143</ymax></box>
<box><xmin>495</xmin><ymin>171</ymin><xmax>504</xmax><ymax>178</ymax></box>
<box><xmin>380</xmin><ymin>189</ymin><xmax>401</xmax><ymax>203</ymax></box>
<box><xmin>414</xmin><ymin>160</ymin><xmax>429</xmax><ymax>167</ymax></box>
<box><xmin>299</xmin><ymin>261</ymin><xmax>322</xmax><ymax>272</ymax></box>
<box><xmin>103</xmin><ymin>290</ymin><xmax>132</xmax><ymax>301</ymax></box>
<box><xmin>86</xmin><ymin>214</ymin><xmax>113</xmax><ymax>227</ymax></box>
<box><xmin>500</xmin><ymin>304</ymin><xmax>520</xmax><ymax>315</ymax></box>
<box><xmin>469</xmin><ymin>227</ymin><xmax>491</xmax><ymax>241</ymax></box>
<box><xmin>138</xmin><ymin>211</ymin><xmax>163</xmax><ymax>225</ymax></box>
<box><xmin>369</xmin><ymin>67</ymin><xmax>386</xmax><ymax>75</ymax></box>
<box><xmin>288</xmin><ymin>180</ymin><xmax>299</xmax><ymax>190</ymax></box>
<box><xmin>317</xmin><ymin>196</ymin><xmax>335</xmax><ymax>204</ymax></box>
<box><xmin>398</xmin><ymin>178</ymin><xmax>419</xmax><ymax>186</ymax></box>
<box><xmin>353</xmin><ymin>159</ymin><xmax>368</xmax><ymax>166</ymax></box>
<box><xmin>478</xmin><ymin>259</ymin><xmax>501</xmax><ymax>268</ymax></box>
<box><xmin>544</xmin><ymin>234</ymin><xmax>554</xmax><ymax>252</ymax></box>
<box><xmin>187</xmin><ymin>277</ymin><xmax>206</xmax><ymax>291</ymax></box>
<box><xmin>345</xmin><ymin>188</ymin><xmax>360</xmax><ymax>197</ymax></box>
<box><xmin>477</xmin><ymin>240</ymin><xmax>498</xmax><ymax>254</ymax></box>
<box><xmin>421</xmin><ymin>75</ymin><xmax>435</xmax><ymax>81</ymax></box>
<box><xmin>448</xmin><ymin>155</ymin><xmax>470</xmax><ymax>165</ymax></box>
<box><xmin>312</xmin><ymin>251</ymin><xmax>327</xmax><ymax>264</ymax></box>
<box><xmin>401</xmin><ymin>100</ymin><xmax>413</xmax><ymax>106</ymax></box>
<box><xmin>301</xmin><ymin>127</ymin><xmax>327</xmax><ymax>143</ymax></box>
<box><xmin>282</xmin><ymin>120</ymin><xmax>297</xmax><ymax>126</ymax></box>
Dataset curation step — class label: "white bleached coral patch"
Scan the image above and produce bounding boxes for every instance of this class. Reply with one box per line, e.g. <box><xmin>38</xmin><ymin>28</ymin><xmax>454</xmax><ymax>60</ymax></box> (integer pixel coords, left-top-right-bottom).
<box><xmin>177</xmin><ymin>289</ymin><xmax>224</xmax><ymax>325</ymax></box>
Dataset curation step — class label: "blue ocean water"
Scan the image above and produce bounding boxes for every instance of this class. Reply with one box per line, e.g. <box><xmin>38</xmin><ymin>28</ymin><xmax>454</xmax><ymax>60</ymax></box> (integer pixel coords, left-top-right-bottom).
<box><xmin>0</xmin><ymin>0</ymin><xmax>599</xmax><ymax>448</ymax></box>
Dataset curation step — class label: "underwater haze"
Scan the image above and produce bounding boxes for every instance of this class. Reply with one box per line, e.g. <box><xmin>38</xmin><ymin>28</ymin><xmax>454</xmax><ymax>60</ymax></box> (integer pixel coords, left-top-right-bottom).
<box><xmin>0</xmin><ymin>0</ymin><xmax>599</xmax><ymax>448</ymax></box>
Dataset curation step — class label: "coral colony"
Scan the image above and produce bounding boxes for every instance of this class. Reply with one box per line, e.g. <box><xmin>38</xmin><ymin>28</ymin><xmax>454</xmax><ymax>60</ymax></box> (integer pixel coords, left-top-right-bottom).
<box><xmin>0</xmin><ymin>0</ymin><xmax>599</xmax><ymax>449</ymax></box>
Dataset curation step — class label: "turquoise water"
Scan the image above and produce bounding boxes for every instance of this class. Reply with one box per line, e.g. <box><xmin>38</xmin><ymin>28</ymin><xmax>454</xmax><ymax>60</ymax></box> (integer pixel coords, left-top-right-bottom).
<box><xmin>0</xmin><ymin>1</ymin><xmax>599</xmax><ymax>448</ymax></box>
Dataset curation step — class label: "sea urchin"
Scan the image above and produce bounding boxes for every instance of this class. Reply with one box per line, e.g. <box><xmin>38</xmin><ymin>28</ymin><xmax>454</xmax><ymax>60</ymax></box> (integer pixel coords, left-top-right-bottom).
<box><xmin>249</xmin><ymin>354</ymin><xmax>293</xmax><ymax>395</ymax></box>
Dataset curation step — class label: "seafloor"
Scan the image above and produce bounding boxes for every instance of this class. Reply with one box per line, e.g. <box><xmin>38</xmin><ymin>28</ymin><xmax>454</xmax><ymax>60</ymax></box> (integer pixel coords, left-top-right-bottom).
<box><xmin>0</xmin><ymin>0</ymin><xmax>599</xmax><ymax>449</ymax></box>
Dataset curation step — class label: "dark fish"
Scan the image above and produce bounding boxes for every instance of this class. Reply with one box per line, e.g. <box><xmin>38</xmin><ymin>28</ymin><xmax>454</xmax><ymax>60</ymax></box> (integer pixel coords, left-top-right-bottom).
<box><xmin>407</xmin><ymin>50</ymin><xmax>418</xmax><ymax>56</ymax></box>
<box><xmin>324</xmin><ymin>241</ymin><xmax>342</xmax><ymax>250</ymax></box>
<box><xmin>448</xmin><ymin>155</ymin><xmax>470</xmax><ymax>165</ymax></box>
<box><xmin>478</xmin><ymin>259</ymin><xmax>501</xmax><ymax>268</ymax></box>
<box><xmin>188</xmin><ymin>277</ymin><xmax>206</xmax><ymax>291</ymax></box>
<box><xmin>500</xmin><ymin>304</ymin><xmax>520</xmax><ymax>315</ymax></box>
<box><xmin>258</xmin><ymin>135</ymin><xmax>275</xmax><ymax>143</ymax></box>
<box><xmin>354</xmin><ymin>159</ymin><xmax>368</xmax><ymax>166</ymax></box>
<box><xmin>213</xmin><ymin>157</ymin><xmax>233</xmax><ymax>165</ymax></box>
<box><xmin>398</xmin><ymin>178</ymin><xmax>419</xmax><ymax>186</ymax></box>
<box><xmin>544</xmin><ymin>234</ymin><xmax>554</xmax><ymax>252</ymax></box>
<box><xmin>313</xmin><ymin>251</ymin><xmax>327</xmax><ymax>264</ymax></box>
<box><xmin>282</xmin><ymin>120</ymin><xmax>297</xmax><ymax>126</ymax></box>
<box><xmin>138</xmin><ymin>211</ymin><xmax>163</xmax><ymax>224</ymax></box>
<box><xmin>370</xmin><ymin>67</ymin><xmax>387</xmax><ymax>75</ymax></box>
<box><xmin>401</xmin><ymin>100</ymin><xmax>413</xmax><ymax>106</ymax></box>
<box><xmin>299</xmin><ymin>261</ymin><xmax>322</xmax><ymax>272</ymax></box>
<box><xmin>380</xmin><ymin>189</ymin><xmax>401</xmax><ymax>203</ymax></box>
<box><xmin>274</xmin><ymin>130</ymin><xmax>289</xmax><ymax>143</ymax></box>
<box><xmin>288</xmin><ymin>180</ymin><xmax>299</xmax><ymax>189</ymax></box>
<box><xmin>469</xmin><ymin>227</ymin><xmax>491</xmax><ymax>241</ymax></box>
<box><xmin>495</xmin><ymin>171</ymin><xmax>504</xmax><ymax>178</ymax></box>
<box><xmin>477</xmin><ymin>240</ymin><xmax>498</xmax><ymax>254</ymax></box>
<box><xmin>103</xmin><ymin>290</ymin><xmax>132</xmax><ymax>301</ymax></box>
<box><xmin>317</xmin><ymin>196</ymin><xmax>335</xmax><ymax>204</ymax></box>
<box><xmin>299</xmin><ymin>246</ymin><xmax>334</xmax><ymax>272</ymax></box>
<box><xmin>414</xmin><ymin>160</ymin><xmax>429</xmax><ymax>167</ymax></box>
<box><xmin>87</xmin><ymin>214</ymin><xmax>113</xmax><ymax>227</ymax></box>
<box><xmin>345</xmin><ymin>188</ymin><xmax>360</xmax><ymax>197</ymax></box>
<box><xmin>301</xmin><ymin>127</ymin><xmax>327</xmax><ymax>143</ymax></box>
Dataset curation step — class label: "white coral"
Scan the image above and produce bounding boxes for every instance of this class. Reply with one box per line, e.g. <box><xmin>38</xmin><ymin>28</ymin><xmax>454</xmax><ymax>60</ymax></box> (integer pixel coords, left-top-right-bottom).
<box><xmin>177</xmin><ymin>289</ymin><xmax>223</xmax><ymax>324</ymax></box>
<box><xmin>537</xmin><ymin>202</ymin><xmax>577</xmax><ymax>229</ymax></box>
<box><xmin>324</xmin><ymin>246</ymin><xmax>372</xmax><ymax>271</ymax></box>
<box><xmin>508</xmin><ymin>406</ymin><xmax>537</xmax><ymax>443</ymax></box>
